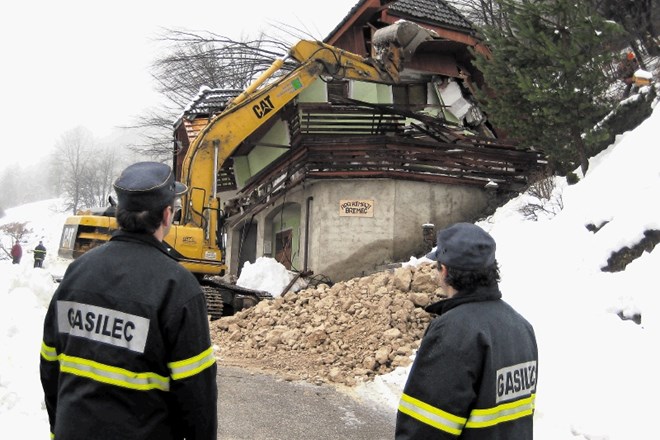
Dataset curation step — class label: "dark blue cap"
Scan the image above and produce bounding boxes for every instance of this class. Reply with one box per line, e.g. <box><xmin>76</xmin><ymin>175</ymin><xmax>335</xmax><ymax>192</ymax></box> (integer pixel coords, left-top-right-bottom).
<box><xmin>113</xmin><ymin>162</ymin><xmax>187</xmax><ymax>212</ymax></box>
<box><xmin>425</xmin><ymin>223</ymin><xmax>496</xmax><ymax>270</ymax></box>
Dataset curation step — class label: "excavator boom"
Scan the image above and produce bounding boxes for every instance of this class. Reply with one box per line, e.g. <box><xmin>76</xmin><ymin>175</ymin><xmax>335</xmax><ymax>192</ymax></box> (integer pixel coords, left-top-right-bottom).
<box><xmin>180</xmin><ymin>22</ymin><xmax>433</xmax><ymax>237</ymax></box>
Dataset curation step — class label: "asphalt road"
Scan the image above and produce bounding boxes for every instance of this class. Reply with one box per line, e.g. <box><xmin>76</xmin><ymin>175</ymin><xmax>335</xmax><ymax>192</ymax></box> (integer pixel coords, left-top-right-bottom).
<box><xmin>217</xmin><ymin>366</ymin><xmax>396</xmax><ymax>440</ymax></box>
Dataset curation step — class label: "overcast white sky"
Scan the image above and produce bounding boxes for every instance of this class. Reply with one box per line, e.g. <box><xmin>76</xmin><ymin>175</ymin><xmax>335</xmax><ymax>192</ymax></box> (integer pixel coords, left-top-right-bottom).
<box><xmin>0</xmin><ymin>0</ymin><xmax>358</xmax><ymax>170</ymax></box>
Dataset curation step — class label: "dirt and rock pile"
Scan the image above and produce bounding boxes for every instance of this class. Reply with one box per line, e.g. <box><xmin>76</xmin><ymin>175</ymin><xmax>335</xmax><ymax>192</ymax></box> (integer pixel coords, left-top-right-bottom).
<box><xmin>210</xmin><ymin>263</ymin><xmax>445</xmax><ymax>386</ymax></box>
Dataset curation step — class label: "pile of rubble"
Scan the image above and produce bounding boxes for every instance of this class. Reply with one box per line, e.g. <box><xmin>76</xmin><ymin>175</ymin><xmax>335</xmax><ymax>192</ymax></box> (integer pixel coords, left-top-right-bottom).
<box><xmin>210</xmin><ymin>263</ymin><xmax>445</xmax><ymax>386</ymax></box>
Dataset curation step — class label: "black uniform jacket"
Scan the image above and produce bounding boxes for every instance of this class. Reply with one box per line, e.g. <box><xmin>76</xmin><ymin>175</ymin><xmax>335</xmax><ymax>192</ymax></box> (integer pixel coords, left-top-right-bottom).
<box><xmin>396</xmin><ymin>285</ymin><xmax>537</xmax><ymax>439</ymax></box>
<box><xmin>40</xmin><ymin>231</ymin><xmax>217</xmax><ymax>440</ymax></box>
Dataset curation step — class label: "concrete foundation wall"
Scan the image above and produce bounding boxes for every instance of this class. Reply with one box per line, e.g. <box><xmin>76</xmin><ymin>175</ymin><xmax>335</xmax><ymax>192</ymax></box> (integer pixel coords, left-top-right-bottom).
<box><xmin>226</xmin><ymin>179</ymin><xmax>492</xmax><ymax>283</ymax></box>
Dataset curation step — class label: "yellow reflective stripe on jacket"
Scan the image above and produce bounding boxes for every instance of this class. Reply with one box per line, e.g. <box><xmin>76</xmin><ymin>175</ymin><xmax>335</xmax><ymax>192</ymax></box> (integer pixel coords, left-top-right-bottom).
<box><xmin>465</xmin><ymin>394</ymin><xmax>536</xmax><ymax>428</ymax></box>
<box><xmin>168</xmin><ymin>346</ymin><xmax>215</xmax><ymax>380</ymax></box>
<box><xmin>58</xmin><ymin>354</ymin><xmax>170</xmax><ymax>391</ymax></box>
<box><xmin>41</xmin><ymin>341</ymin><xmax>58</xmax><ymax>361</ymax></box>
<box><xmin>398</xmin><ymin>393</ymin><xmax>467</xmax><ymax>435</ymax></box>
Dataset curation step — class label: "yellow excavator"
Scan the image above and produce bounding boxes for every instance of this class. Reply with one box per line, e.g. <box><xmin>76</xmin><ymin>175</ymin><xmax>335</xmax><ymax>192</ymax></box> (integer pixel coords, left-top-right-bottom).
<box><xmin>58</xmin><ymin>21</ymin><xmax>435</xmax><ymax>319</ymax></box>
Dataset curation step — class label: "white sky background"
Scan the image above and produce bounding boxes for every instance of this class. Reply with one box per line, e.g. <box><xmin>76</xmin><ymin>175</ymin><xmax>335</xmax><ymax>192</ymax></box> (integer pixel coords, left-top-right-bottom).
<box><xmin>0</xmin><ymin>93</ymin><xmax>658</xmax><ymax>438</ymax></box>
<box><xmin>0</xmin><ymin>0</ymin><xmax>359</xmax><ymax>170</ymax></box>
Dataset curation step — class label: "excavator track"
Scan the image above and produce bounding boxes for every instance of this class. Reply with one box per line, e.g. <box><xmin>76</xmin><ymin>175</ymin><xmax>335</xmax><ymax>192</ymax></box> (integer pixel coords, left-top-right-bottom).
<box><xmin>200</xmin><ymin>277</ymin><xmax>272</xmax><ymax>320</ymax></box>
<box><xmin>201</xmin><ymin>285</ymin><xmax>224</xmax><ymax>320</ymax></box>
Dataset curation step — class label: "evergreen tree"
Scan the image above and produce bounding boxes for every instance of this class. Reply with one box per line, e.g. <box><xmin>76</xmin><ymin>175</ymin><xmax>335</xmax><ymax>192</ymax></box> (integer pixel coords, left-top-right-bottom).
<box><xmin>473</xmin><ymin>0</ymin><xmax>623</xmax><ymax>175</ymax></box>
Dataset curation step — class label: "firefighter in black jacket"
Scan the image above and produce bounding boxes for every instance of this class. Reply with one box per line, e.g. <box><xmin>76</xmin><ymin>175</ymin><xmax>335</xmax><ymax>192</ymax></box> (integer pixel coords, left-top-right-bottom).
<box><xmin>34</xmin><ymin>240</ymin><xmax>46</xmax><ymax>267</ymax></box>
<box><xmin>396</xmin><ymin>223</ymin><xmax>537</xmax><ymax>439</ymax></box>
<box><xmin>40</xmin><ymin>161</ymin><xmax>218</xmax><ymax>440</ymax></box>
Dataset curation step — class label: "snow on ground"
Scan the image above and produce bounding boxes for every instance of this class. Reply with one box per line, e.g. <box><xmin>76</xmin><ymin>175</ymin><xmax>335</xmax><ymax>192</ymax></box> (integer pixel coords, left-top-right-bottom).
<box><xmin>0</xmin><ymin>200</ymin><xmax>71</xmax><ymax>437</ymax></box>
<box><xmin>1</xmin><ymin>98</ymin><xmax>659</xmax><ymax>438</ymax></box>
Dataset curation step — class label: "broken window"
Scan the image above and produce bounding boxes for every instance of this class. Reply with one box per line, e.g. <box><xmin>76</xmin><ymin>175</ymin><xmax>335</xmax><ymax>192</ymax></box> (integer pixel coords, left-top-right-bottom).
<box><xmin>328</xmin><ymin>79</ymin><xmax>349</xmax><ymax>103</ymax></box>
<box><xmin>392</xmin><ymin>83</ymin><xmax>427</xmax><ymax>110</ymax></box>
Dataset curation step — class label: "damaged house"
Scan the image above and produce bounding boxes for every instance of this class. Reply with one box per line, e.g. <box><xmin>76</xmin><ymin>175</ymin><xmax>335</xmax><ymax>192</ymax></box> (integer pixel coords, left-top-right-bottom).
<box><xmin>173</xmin><ymin>0</ymin><xmax>546</xmax><ymax>283</ymax></box>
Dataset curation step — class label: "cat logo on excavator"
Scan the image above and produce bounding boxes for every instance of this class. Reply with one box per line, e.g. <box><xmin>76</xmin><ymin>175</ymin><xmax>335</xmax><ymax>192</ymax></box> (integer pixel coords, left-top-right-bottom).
<box><xmin>253</xmin><ymin>95</ymin><xmax>274</xmax><ymax>118</ymax></box>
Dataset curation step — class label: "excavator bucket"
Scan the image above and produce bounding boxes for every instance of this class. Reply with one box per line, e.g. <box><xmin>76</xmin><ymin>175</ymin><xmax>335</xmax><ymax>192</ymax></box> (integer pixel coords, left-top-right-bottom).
<box><xmin>372</xmin><ymin>21</ymin><xmax>435</xmax><ymax>62</ymax></box>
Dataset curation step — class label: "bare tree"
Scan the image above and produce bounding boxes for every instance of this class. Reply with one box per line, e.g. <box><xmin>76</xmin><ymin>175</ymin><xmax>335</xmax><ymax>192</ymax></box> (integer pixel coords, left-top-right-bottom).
<box><xmin>153</xmin><ymin>29</ymin><xmax>292</xmax><ymax>102</ymax></box>
<box><xmin>452</xmin><ymin>0</ymin><xmax>508</xmax><ymax>28</ymax></box>
<box><xmin>80</xmin><ymin>146</ymin><xmax>120</xmax><ymax>208</ymax></box>
<box><xmin>125</xmin><ymin>108</ymin><xmax>178</xmax><ymax>158</ymax></box>
<box><xmin>50</xmin><ymin>127</ymin><xmax>94</xmax><ymax>214</ymax></box>
<box><xmin>0</xmin><ymin>222</ymin><xmax>32</xmax><ymax>260</ymax></box>
<box><xmin>0</xmin><ymin>222</ymin><xmax>32</xmax><ymax>242</ymax></box>
<box><xmin>50</xmin><ymin>130</ymin><xmax>128</xmax><ymax>212</ymax></box>
<box><xmin>128</xmin><ymin>28</ymin><xmax>297</xmax><ymax>158</ymax></box>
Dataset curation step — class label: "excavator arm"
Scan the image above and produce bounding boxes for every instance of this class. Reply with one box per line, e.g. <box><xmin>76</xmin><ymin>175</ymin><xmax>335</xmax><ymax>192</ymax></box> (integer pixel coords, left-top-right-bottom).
<box><xmin>179</xmin><ymin>22</ymin><xmax>434</xmax><ymax>246</ymax></box>
<box><xmin>57</xmin><ymin>21</ymin><xmax>435</xmax><ymax>319</ymax></box>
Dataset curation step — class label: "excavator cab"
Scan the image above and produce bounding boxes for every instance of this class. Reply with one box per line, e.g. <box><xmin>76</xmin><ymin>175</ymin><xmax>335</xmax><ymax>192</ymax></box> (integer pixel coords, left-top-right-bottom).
<box><xmin>58</xmin><ymin>214</ymin><xmax>116</xmax><ymax>259</ymax></box>
<box><xmin>58</xmin><ymin>196</ymin><xmax>118</xmax><ymax>259</ymax></box>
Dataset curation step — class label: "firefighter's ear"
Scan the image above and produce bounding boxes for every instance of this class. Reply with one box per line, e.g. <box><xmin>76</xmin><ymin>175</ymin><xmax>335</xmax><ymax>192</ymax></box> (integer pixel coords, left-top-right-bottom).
<box><xmin>163</xmin><ymin>205</ymin><xmax>174</xmax><ymax>227</ymax></box>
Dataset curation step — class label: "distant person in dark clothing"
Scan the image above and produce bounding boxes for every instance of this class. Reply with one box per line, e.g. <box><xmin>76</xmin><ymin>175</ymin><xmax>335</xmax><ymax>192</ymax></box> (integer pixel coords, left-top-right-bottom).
<box><xmin>34</xmin><ymin>241</ymin><xmax>46</xmax><ymax>268</ymax></box>
<box><xmin>11</xmin><ymin>241</ymin><xmax>22</xmax><ymax>264</ymax></box>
